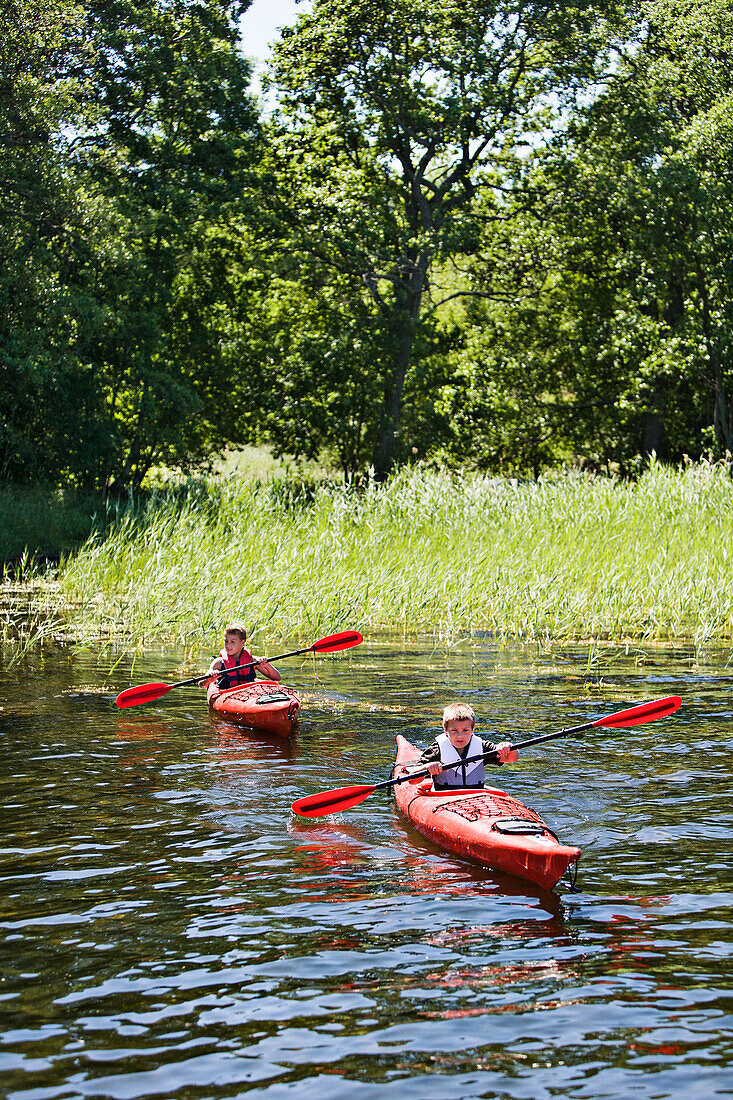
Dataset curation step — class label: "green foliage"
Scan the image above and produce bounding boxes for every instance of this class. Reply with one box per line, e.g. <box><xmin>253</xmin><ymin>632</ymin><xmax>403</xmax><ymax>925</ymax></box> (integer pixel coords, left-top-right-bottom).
<box><xmin>450</xmin><ymin>0</ymin><xmax>733</xmax><ymax>470</ymax></box>
<box><xmin>260</xmin><ymin>0</ymin><xmax>623</xmax><ymax>477</ymax></box>
<box><xmin>0</xmin><ymin>486</ymin><xmax>104</xmax><ymax>562</ymax></box>
<box><xmin>0</xmin><ymin>0</ymin><xmax>260</xmax><ymax>492</ymax></box>
<box><xmin>4</xmin><ymin>0</ymin><xmax>733</xmax><ymax>489</ymax></box>
<box><xmin>54</xmin><ymin>459</ymin><xmax>733</xmax><ymax>647</ymax></box>
<box><xmin>0</xmin><ymin>0</ymin><xmax>95</xmax><ymax>479</ymax></box>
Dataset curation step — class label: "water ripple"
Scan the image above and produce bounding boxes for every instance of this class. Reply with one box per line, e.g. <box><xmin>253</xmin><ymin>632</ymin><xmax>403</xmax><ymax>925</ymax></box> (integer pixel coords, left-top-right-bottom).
<box><xmin>1</xmin><ymin>644</ymin><xmax>731</xmax><ymax>1098</ymax></box>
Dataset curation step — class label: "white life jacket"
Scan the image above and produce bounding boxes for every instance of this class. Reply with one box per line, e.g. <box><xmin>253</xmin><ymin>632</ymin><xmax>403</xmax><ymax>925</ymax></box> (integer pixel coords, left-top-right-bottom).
<box><xmin>435</xmin><ymin>732</ymin><xmax>486</xmax><ymax>789</ymax></box>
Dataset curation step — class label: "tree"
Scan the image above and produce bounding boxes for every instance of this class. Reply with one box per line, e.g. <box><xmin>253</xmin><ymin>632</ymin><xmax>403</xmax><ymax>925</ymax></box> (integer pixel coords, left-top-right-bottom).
<box><xmin>78</xmin><ymin>0</ymin><xmax>261</xmax><ymax>492</ymax></box>
<box><xmin>1</xmin><ymin>0</ymin><xmax>261</xmax><ymax>492</ymax></box>
<box><xmin>265</xmin><ymin>0</ymin><xmax>624</xmax><ymax>477</ymax></box>
<box><xmin>0</xmin><ymin>0</ymin><xmax>96</xmax><ymax>481</ymax></box>
<box><xmin>463</xmin><ymin>0</ymin><xmax>733</xmax><ymax>469</ymax></box>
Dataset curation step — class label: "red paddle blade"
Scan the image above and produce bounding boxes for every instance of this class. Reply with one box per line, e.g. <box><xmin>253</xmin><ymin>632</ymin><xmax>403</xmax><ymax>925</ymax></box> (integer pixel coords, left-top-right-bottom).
<box><xmin>311</xmin><ymin>630</ymin><xmax>363</xmax><ymax>654</ymax></box>
<box><xmin>291</xmin><ymin>783</ymin><xmax>376</xmax><ymax>817</ymax></box>
<box><xmin>115</xmin><ymin>682</ymin><xmax>174</xmax><ymax>709</ymax></box>
<box><xmin>594</xmin><ymin>695</ymin><xmax>682</xmax><ymax>728</ymax></box>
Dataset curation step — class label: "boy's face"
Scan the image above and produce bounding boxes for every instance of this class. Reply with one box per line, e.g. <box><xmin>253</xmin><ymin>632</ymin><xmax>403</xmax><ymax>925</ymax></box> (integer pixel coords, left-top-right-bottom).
<box><xmin>444</xmin><ymin>718</ymin><xmax>475</xmax><ymax>750</ymax></box>
<box><xmin>224</xmin><ymin>632</ymin><xmax>245</xmax><ymax>655</ymax></box>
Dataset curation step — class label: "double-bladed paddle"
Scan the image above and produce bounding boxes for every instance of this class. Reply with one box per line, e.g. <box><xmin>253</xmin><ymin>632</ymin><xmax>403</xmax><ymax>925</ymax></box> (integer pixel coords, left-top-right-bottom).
<box><xmin>291</xmin><ymin>694</ymin><xmax>682</xmax><ymax>818</ymax></box>
<box><xmin>115</xmin><ymin>630</ymin><xmax>363</xmax><ymax>709</ymax></box>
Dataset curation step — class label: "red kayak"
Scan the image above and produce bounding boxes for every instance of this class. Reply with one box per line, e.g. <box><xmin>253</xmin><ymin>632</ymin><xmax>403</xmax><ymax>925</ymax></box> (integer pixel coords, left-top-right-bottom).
<box><xmin>207</xmin><ymin>680</ymin><xmax>300</xmax><ymax>737</ymax></box>
<box><xmin>393</xmin><ymin>735</ymin><xmax>580</xmax><ymax>891</ymax></box>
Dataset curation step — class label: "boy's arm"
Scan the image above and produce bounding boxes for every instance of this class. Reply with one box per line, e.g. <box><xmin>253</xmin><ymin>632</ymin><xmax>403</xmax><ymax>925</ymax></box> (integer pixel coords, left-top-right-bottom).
<box><xmin>401</xmin><ymin>741</ymin><xmax>440</xmax><ymax>774</ymax></box>
<box><xmin>418</xmin><ymin>740</ymin><xmax>442</xmax><ymax>776</ymax></box>
<box><xmin>418</xmin><ymin>741</ymin><xmax>441</xmax><ymax>764</ymax></box>
<box><xmin>253</xmin><ymin>658</ymin><xmax>281</xmax><ymax>681</ymax></box>
<box><xmin>482</xmin><ymin>738</ymin><xmax>518</xmax><ymax>765</ymax></box>
<box><xmin>203</xmin><ymin>657</ymin><xmax>225</xmax><ymax>686</ymax></box>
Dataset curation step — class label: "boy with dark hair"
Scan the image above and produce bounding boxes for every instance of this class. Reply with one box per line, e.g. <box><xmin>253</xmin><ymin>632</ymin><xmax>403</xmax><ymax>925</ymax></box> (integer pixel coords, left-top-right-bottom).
<box><xmin>206</xmin><ymin>623</ymin><xmax>281</xmax><ymax>688</ymax></box>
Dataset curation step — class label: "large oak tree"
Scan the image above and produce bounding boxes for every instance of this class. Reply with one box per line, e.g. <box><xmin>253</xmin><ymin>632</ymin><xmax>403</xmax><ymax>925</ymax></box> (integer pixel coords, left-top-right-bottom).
<box><xmin>266</xmin><ymin>0</ymin><xmax>624</xmax><ymax>477</ymax></box>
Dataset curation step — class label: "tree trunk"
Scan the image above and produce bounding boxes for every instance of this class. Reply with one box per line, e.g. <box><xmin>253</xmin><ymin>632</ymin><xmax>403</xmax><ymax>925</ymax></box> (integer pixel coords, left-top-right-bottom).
<box><xmin>371</xmin><ymin>318</ymin><xmax>415</xmax><ymax>480</ymax></box>
<box><xmin>642</xmin><ymin>412</ymin><xmax>664</xmax><ymax>458</ymax></box>
<box><xmin>695</xmin><ymin>255</ymin><xmax>732</xmax><ymax>452</ymax></box>
<box><xmin>371</xmin><ymin>250</ymin><xmax>430</xmax><ymax>480</ymax></box>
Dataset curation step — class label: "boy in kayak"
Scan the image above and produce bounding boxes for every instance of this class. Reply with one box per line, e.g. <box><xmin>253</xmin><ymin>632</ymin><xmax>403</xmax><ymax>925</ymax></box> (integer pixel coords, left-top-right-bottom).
<box><xmin>206</xmin><ymin>623</ymin><xmax>281</xmax><ymax>688</ymax></box>
<box><xmin>418</xmin><ymin>702</ymin><xmax>518</xmax><ymax>790</ymax></box>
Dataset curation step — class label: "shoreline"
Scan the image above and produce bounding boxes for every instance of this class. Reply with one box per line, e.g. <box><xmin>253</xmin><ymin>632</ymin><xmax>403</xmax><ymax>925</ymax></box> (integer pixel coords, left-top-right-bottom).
<box><xmin>3</xmin><ymin>461</ymin><xmax>733</xmax><ymax>654</ymax></box>
<box><xmin>2</xmin><ymin>581</ymin><xmax>730</xmax><ymax>658</ymax></box>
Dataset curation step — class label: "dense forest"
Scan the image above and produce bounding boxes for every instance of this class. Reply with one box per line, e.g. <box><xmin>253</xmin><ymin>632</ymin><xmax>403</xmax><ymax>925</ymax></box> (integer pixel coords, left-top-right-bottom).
<box><xmin>2</xmin><ymin>0</ymin><xmax>732</xmax><ymax>492</ymax></box>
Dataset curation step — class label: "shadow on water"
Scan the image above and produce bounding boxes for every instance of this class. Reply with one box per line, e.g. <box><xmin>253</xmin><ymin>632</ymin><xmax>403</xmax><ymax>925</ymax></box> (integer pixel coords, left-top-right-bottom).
<box><xmin>290</xmin><ymin>802</ymin><xmax>566</xmax><ymax>897</ymax></box>
<box><xmin>207</xmin><ymin>718</ymin><xmax>297</xmax><ymax>763</ymax></box>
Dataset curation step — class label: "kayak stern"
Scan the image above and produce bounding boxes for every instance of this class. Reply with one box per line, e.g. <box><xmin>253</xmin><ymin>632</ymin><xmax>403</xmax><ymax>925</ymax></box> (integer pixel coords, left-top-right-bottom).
<box><xmin>207</xmin><ymin>680</ymin><xmax>300</xmax><ymax>737</ymax></box>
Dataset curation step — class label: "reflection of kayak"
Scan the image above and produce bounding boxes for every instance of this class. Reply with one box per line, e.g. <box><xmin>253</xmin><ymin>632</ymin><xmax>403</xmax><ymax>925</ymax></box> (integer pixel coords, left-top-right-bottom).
<box><xmin>393</xmin><ymin>735</ymin><xmax>581</xmax><ymax>892</ymax></box>
<box><xmin>207</xmin><ymin>680</ymin><xmax>300</xmax><ymax>737</ymax></box>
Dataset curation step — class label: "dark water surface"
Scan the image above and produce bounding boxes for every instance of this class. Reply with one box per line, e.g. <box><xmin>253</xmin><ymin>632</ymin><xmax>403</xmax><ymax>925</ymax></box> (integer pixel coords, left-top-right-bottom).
<box><xmin>1</xmin><ymin>640</ymin><xmax>732</xmax><ymax>1099</ymax></box>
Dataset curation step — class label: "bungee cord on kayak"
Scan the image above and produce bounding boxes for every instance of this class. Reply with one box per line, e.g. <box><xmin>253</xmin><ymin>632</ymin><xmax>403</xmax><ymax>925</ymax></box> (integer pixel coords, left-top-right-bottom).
<box><xmin>291</xmin><ymin>695</ymin><xmax>682</xmax><ymax>892</ymax></box>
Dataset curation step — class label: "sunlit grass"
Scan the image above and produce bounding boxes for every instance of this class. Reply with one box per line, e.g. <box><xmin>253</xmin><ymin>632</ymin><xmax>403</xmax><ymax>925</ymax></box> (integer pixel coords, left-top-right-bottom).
<box><xmin>49</xmin><ymin>459</ymin><xmax>733</xmax><ymax>650</ymax></box>
<box><xmin>0</xmin><ymin>555</ymin><xmax>64</xmax><ymax>659</ymax></box>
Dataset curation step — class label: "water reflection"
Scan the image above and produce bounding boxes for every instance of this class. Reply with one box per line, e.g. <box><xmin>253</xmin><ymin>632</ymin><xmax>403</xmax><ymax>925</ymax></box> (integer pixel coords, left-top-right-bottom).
<box><xmin>214</xmin><ymin>729</ymin><xmax>295</xmax><ymax>761</ymax></box>
<box><xmin>0</xmin><ymin>641</ymin><xmax>731</xmax><ymax>1098</ymax></box>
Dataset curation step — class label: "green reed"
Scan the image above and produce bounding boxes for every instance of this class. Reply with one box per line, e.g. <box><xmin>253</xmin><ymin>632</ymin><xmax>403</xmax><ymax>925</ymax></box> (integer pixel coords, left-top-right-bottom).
<box><xmin>48</xmin><ymin>459</ymin><xmax>733</xmax><ymax>649</ymax></box>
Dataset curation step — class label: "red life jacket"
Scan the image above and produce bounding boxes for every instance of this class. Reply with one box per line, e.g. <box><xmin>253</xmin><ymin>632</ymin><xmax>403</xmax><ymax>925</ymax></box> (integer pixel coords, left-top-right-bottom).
<box><xmin>218</xmin><ymin>646</ymin><xmax>256</xmax><ymax>687</ymax></box>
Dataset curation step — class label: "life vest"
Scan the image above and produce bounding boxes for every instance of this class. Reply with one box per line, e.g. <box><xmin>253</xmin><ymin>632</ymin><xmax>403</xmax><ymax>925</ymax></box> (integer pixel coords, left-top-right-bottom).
<box><xmin>217</xmin><ymin>646</ymin><xmax>255</xmax><ymax>688</ymax></box>
<box><xmin>434</xmin><ymin>731</ymin><xmax>486</xmax><ymax>789</ymax></box>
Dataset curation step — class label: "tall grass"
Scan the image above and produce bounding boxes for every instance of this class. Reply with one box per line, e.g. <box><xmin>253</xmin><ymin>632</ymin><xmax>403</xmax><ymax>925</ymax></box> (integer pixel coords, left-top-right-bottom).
<box><xmin>51</xmin><ymin>459</ymin><xmax>733</xmax><ymax>649</ymax></box>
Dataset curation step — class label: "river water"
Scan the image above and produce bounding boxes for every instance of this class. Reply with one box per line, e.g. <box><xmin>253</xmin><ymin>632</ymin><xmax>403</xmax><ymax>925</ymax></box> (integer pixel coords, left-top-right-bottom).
<box><xmin>0</xmin><ymin>639</ymin><xmax>731</xmax><ymax>1099</ymax></box>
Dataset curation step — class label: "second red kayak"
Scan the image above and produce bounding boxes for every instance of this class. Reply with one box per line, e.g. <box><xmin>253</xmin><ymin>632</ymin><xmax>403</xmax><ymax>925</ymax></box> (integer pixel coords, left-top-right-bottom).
<box><xmin>393</xmin><ymin>734</ymin><xmax>580</xmax><ymax>891</ymax></box>
<box><xmin>207</xmin><ymin>680</ymin><xmax>301</xmax><ymax>737</ymax></box>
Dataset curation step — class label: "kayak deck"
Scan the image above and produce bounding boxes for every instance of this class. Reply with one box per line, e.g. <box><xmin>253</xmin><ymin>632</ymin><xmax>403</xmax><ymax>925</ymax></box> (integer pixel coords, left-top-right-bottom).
<box><xmin>207</xmin><ymin>679</ymin><xmax>300</xmax><ymax>737</ymax></box>
<box><xmin>393</xmin><ymin>734</ymin><xmax>580</xmax><ymax>891</ymax></box>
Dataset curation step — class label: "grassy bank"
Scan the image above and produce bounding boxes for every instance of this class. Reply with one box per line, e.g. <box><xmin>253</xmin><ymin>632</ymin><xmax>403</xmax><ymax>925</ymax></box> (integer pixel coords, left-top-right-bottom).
<box><xmin>0</xmin><ymin>449</ymin><xmax>322</xmax><ymax>564</ymax></box>
<box><xmin>40</xmin><ymin>459</ymin><xmax>733</xmax><ymax>650</ymax></box>
<box><xmin>0</xmin><ymin>486</ymin><xmax>106</xmax><ymax>563</ymax></box>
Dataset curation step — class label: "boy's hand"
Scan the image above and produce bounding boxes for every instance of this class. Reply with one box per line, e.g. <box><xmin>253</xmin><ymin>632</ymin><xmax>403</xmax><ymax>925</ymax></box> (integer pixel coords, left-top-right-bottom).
<box><xmin>495</xmin><ymin>741</ymin><xmax>519</xmax><ymax>764</ymax></box>
<box><xmin>427</xmin><ymin>762</ymin><xmax>442</xmax><ymax>776</ymax></box>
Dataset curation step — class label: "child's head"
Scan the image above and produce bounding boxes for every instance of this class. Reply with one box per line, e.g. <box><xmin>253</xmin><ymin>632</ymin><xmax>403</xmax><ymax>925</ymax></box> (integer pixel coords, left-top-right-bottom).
<box><xmin>223</xmin><ymin>623</ymin><xmax>247</xmax><ymax>652</ymax></box>
<box><xmin>442</xmin><ymin>702</ymin><xmax>475</xmax><ymax>729</ymax></box>
<box><xmin>442</xmin><ymin>702</ymin><xmax>476</xmax><ymax>748</ymax></box>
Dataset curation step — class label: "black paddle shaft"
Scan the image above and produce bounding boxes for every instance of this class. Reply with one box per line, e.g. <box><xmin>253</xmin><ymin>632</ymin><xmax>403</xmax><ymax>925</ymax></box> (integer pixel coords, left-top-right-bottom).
<box><xmin>171</xmin><ymin>644</ymin><xmax>323</xmax><ymax>690</ymax></box>
<box><xmin>375</xmin><ymin>722</ymin><xmax>588</xmax><ymax>794</ymax></box>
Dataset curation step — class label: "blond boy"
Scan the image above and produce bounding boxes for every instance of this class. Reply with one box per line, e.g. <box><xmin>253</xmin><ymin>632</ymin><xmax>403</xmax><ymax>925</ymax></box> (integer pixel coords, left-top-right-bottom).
<box><xmin>419</xmin><ymin>702</ymin><xmax>518</xmax><ymax>790</ymax></box>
